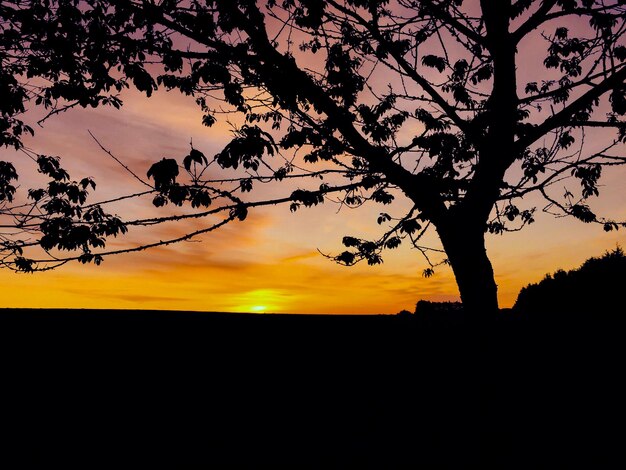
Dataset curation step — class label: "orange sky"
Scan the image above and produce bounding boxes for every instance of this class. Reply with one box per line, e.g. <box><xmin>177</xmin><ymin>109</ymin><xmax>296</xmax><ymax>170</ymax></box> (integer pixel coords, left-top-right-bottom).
<box><xmin>1</xmin><ymin>88</ymin><xmax>624</xmax><ymax>313</ymax></box>
<box><xmin>1</xmin><ymin>3</ymin><xmax>625</xmax><ymax>313</ymax></box>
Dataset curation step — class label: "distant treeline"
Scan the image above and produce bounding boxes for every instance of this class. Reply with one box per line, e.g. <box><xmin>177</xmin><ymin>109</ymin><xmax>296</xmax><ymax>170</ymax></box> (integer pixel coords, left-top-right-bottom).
<box><xmin>513</xmin><ymin>246</ymin><xmax>625</xmax><ymax>313</ymax></box>
<box><xmin>406</xmin><ymin>247</ymin><xmax>625</xmax><ymax>316</ymax></box>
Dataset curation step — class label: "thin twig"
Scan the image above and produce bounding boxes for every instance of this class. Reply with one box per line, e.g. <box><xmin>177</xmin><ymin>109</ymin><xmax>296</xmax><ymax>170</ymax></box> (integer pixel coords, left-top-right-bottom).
<box><xmin>88</xmin><ymin>130</ymin><xmax>153</xmax><ymax>188</ymax></box>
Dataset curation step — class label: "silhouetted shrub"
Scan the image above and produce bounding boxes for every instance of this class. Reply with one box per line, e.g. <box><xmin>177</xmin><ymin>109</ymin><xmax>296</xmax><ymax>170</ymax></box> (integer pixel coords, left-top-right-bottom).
<box><xmin>396</xmin><ymin>309</ymin><xmax>413</xmax><ymax>316</ymax></box>
<box><xmin>414</xmin><ymin>300</ymin><xmax>464</xmax><ymax>315</ymax></box>
<box><xmin>514</xmin><ymin>246</ymin><xmax>625</xmax><ymax>314</ymax></box>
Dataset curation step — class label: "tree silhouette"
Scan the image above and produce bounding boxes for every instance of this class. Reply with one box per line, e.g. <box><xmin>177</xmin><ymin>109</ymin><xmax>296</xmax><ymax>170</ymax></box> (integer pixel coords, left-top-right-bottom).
<box><xmin>514</xmin><ymin>246</ymin><xmax>626</xmax><ymax>314</ymax></box>
<box><xmin>1</xmin><ymin>1</ymin><xmax>626</xmax><ymax>315</ymax></box>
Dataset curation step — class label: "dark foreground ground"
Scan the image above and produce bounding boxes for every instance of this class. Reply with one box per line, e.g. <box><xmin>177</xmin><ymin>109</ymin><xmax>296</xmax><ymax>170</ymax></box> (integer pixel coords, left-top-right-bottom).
<box><xmin>1</xmin><ymin>308</ymin><xmax>624</xmax><ymax>468</ymax></box>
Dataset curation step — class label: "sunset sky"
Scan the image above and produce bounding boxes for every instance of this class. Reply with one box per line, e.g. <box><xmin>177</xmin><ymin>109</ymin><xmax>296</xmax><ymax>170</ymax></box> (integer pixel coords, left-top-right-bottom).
<box><xmin>1</xmin><ymin>2</ymin><xmax>625</xmax><ymax>314</ymax></box>
<box><xmin>1</xmin><ymin>87</ymin><xmax>623</xmax><ymax>314</ymax></box>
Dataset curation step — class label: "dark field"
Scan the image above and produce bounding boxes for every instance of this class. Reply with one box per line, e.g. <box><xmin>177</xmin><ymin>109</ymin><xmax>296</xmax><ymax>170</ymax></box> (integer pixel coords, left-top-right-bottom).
<box><xmin>1</xmin><ymin>309</ymin><xmax>624</xmax><ymax>468</ymax></box>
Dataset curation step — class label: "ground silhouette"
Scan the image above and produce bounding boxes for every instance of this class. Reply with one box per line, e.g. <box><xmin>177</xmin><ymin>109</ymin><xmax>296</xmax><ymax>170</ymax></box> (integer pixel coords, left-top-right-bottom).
<box><xmin>2</xmin><ymin>298</ymin><xmax>624</xmax><ymax>468</ymax></box>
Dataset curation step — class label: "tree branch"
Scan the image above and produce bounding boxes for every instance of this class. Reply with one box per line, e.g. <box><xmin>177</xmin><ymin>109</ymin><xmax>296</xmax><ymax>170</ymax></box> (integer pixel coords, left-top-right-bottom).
<box><xmin>516</xmin><ymin>66</ymin><xmax>626</xmax><ymax>151</ymax></box>
<box><xmin>519</xmin><ymin>64</ymin><xmax>626</xmax><ymax>105</ymax></box>
<box><xmin>325</xmin><ymin>0</ymin><xmax>474</xmax><ymax>141</ymax></box>
<box><xmin>512</xmin><ymin>0</ymin><xmax>558</xmax><ymax>43</ymax></box>
<box><xmin>88</xmin><ymin>131</ymin><xmax>153</xmax><ymax>189</ymax></box>
<box><xmin>234</xmin><ymin>4</ymin><xmax>448</xmax><ymax>223</ymax></box>
<box><xmin>418</xmin><ymin>0</ymin><xmax>488</xmax><ymax>47</ymax></box>
<box><xmin>513</xmin><ymin>3</ymin><xmax>616</xmax><ymax>43</ymax></box>
<box><xmin>569</xmin><ymin>120</ymin><xmax>626</xmax><ymax>129</ymax></box>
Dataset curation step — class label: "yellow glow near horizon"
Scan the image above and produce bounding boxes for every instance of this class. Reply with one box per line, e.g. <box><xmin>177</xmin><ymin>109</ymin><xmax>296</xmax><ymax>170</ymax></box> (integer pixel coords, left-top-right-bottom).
<box><xmin>232</xmin><ymin>289</ymin><xmax>284</xmax><ymax>314</ymax></box>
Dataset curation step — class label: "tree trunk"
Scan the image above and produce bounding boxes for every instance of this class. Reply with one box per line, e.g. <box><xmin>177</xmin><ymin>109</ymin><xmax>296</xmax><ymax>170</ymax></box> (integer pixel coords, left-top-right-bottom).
<box><xmin>437</xmin><ymin>220</ymin><xmax>499</xmax><ymax>318</ymax></box>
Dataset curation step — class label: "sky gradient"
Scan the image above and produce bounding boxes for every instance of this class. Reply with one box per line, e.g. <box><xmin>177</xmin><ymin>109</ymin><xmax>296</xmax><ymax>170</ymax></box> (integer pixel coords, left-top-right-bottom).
<box><xmin>1</xmin><ymin>2</ymin><xmax>625</xmax><ymax>314</ymax></box>
<box><xmin>1</xmin><ymin>87</ymin><xmax>624</xmax><ymax>314</ymax></box>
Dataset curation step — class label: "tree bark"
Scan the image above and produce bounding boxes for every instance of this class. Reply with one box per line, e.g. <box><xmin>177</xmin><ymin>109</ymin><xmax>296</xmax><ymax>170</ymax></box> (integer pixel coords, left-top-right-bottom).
<box><xmin>437</xmin><ymin>220</ymin><xmax>499</xmax><ymax>318</ymax></box>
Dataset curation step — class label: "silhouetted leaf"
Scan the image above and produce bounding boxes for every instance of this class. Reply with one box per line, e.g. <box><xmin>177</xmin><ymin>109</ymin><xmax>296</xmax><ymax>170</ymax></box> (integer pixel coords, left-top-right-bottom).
<box><xmin>189</xmin><ymin>188</ymin><xmax>212</xmax><ymax>208</ymax></box>
<box><xmin>14</xmin><ymin>257</ymin><xmax>34</xmax><ymax>273</ymax></box>
<box><xmin>377</xmin><ymin>213</ymin><xmax>391</xmax><ymax>225</ymax></box>
<box><xmin>0</xmin><ymin>161</ymin><xmax>18</xmax><ymax>202</ymax></box>
<box><xmin>202</xmin><ymin>114</ymin><xmax>216</xmax><ymax>127</ymax></box>
<box><xmin>525</xmin><ymin>82</ymin><xmax>539</xmax><ymax>94</ymax></box>
<box><xmin>470</xmin><ymin>64</ymin><xmax>493</xmax><ymax>85</ymax></box>
<box><xmin>231</xmin><ymin>204</ymin><xmax>248</xmax><ymax>221</ymax></box>
<box><xmin>335</xmin><ymin>251</ymin><xmax>355</xmax><ymax>265</ymax></box>
<box><xmin>571</xmin><ymin>204</ymin><xmax>596</xmax><ymax>223</ymax></box>
<box><xmin>37</xmin><ymin>155</ymin><xmax>69</xmax><ymax>181</ymax></box>
<box><xmin>147</xmin><ymin>158</ymin><xmax>179</xmax><ymax>190</ymax></box>
<box><xmin>126</xmin><ymin>64</ymin><xmax>157</xmax><ymax>97</ymax></box>
<box><xmin>422</xmin><ymin>54</ymin><xmax>446</xmax><ymax>72</ymax></box>
<box><xmin>167</xmin><ymin>184</ymin><xmax>189</xmax><ymax>206</ymax></box>
<box><xmin>215</xmin><ymin>126</ymin><xmax>276</xmax><ymax>171</ymax></box>
<box><xmin>79</xmin><ymin>177</ymin><xmax>96</xmax><ymax>190</ymax></box>
<box><xmin>366</xmin><ymin>254</ymin><xmax>383</xmax><ymax>266</ymax></box>
<box><xmin>385</xmin><ymin>237</ymin><xmax>401</xmax><ymax>249</ymax></box>
<box><xmin>342</xmin><ymin>236</ymin><xmax>360</xmax><ymax>247</ymax></box>
<box><xmin>153</xmin><ymin>194</ymin><xmax>168</xmax><ymax>207</ymax></box>
<box><xmin>241</xmin><ymin>178</ymin><xmax>253</xmax><ymax>192</ymax></box>
<box><xmin>400</xmin><ymin>219</ymin><xmax>422</xmax><ymax>235</ymax></box>
<box><xmin>372</xmin><ymin>189</ymin><xmax>394</xmax><ymax>205</ymax></box>
<box><xmin>28</xmin><ymin>188</ymin><xmax>46</xmax><ymax>201</ymax></box>
<box><xmin>183</xmin><ymin>148</ymin><xmax>208</xmax><ymax>171</ymax></box>
<box><xmin>291</xmin><ymin>189</ymin><xmax>324</xmax><ymax>207</ymax></box>
<box><xmin>610</xmin><ymin>86</ymin><xmax>626</xmax><ymax>115</ymax></box>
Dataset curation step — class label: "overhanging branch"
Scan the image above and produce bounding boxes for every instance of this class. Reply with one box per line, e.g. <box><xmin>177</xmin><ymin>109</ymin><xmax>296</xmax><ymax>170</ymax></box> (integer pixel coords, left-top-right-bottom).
<box><xmin>516</xmin><ymin>66</ymin><xmax>626</xmax><ymax>151</ymax></box>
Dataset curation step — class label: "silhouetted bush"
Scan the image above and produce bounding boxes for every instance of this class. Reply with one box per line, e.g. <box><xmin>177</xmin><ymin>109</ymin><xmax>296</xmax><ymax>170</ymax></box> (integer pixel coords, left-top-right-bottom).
<box><xmin>396</xmin><ymin>309</ymin><xmax>413</xmax><ymax>316</ymax></box>
<box><xmin>414</xmin><ymin>300</ymin><xmax>464</xmax><ymax>315</ymax></box>
<box><xmin>514</xmin><ymin>246</ymin><xmax>625</xmax><ymax>314</ymax></box>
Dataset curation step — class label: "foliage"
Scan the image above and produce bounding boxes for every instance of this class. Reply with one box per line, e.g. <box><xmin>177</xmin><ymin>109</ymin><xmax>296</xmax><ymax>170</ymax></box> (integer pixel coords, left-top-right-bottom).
<box><xmin>514</xmin><ymin>246</ymin><xmax>626</xmax><ymax>313</ymax></box>
<box><xmin>414</xmin><ymin>300</ymin><xmax>464</xmax><ymax>315</ymax></box>
<box><xmin>1</xmin><ymin>1</ymin><xmax>626</xmax><ymax>312</ymax></box>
